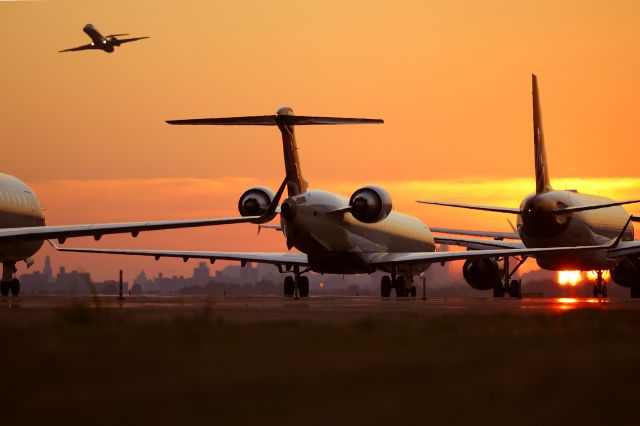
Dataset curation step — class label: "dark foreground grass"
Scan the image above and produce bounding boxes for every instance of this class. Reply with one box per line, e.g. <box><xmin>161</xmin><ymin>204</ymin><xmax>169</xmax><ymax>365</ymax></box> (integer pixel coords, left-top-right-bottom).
<box><xmin>2</xmin><ymin>305</ymin><xmax>640</xmax><ymax>426</ymax></box>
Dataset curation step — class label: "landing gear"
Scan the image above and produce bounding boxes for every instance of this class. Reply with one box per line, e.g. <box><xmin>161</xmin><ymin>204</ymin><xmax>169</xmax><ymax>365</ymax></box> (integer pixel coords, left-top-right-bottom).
<box><xmin>283</xmin><ymin>276</ymin><xmax>295</xmax><ymax>297</ymax></box>
<box><xmin>631</xmin><ymin>281</ymin><xmax>640</xmax><ymax>299</ymax></box>
<box><xmin>494</xmin><ymin>256</ymin><xmax>525</xmax><ymax>299</ymax></box>
<box><xmin>380</xmin><ymin>273</ymin><xmax>416</xmax><ymax>298</ymax></box>
<box><xmin>298</xmin><ymin>276</ymin><xmax>310</xmax><ymax>298</ymax></box>
<box><xmin>1</xmin><ymin>262</ymin><xmax>18</xmax><ymax>297</ymax></box>
<box><xmin>381</xmin><ymin>276</ymin><xmax>392</xmax><ymax>297</ymax></box>
<box><xmin>283</xmin><ymin>265</ymin><xmax>310</xmax><ymax>298</ymax></box>
<box><xmin>592</xmin><ymin>270</ymin><xmax>607</xmax><ymax>299</ymax></box>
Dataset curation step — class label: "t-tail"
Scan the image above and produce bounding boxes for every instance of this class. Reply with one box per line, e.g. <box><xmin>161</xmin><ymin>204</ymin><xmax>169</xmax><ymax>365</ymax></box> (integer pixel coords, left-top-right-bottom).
<box><xmin>533</xmin><ymin>74</ymin><xmax>552</xmax><ymax>194</ymax></box>
<box><xmin>166</xmin><ymin>107</ymin><xmax>383</xmax><ymax>196</ymax></box>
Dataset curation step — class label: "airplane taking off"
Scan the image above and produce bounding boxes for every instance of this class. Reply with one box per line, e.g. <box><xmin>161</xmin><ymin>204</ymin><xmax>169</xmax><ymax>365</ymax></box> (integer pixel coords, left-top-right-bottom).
<box><xmin>418</xmin><ymin>75</ymin><xmax>640</xmax><ymax>298</ymax></box>
<box><xmin>59</xmin><ymin>24</ymin><xmax>149</xmax><ymax>53</ymax></box>
<box><xmin>0</xmin><ymin>172</ymin><xmax>283</xmax><ymax>297</ymax></box>
<box><xmin>50</xmin><ymin>107</ymin><xmax>617</xmax><ymax>298</ymax></box>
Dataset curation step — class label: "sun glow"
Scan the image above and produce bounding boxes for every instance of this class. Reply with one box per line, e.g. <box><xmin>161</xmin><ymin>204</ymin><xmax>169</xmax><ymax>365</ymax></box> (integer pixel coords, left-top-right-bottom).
<box><xmin>557</xmin><ymin>271</ymin><xmax>582</xmax><ymax>287</ymax></box>
<box><xmin>586</xmin><ymin>270</ymin><xmax>610</xmax><ymax>281</ymax></box>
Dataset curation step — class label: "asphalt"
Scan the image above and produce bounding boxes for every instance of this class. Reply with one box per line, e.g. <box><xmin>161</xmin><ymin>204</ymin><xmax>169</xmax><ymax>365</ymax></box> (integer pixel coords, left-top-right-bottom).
<box><xmin>2</xmin><ymin>294</ymin><xmax>639</xmax><ymax>322</ymax></box>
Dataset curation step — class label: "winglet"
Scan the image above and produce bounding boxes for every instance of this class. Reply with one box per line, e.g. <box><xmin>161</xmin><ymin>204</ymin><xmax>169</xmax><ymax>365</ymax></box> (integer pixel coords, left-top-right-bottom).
<box><xmin>251</xmin><ymin>174</ymin><xmax>288</xmax><ymax>224</ymax></box>
<box><xmin>610</xmin><ymin>216</ymin><xmax>633</xmax><ymax>248</ymax></box>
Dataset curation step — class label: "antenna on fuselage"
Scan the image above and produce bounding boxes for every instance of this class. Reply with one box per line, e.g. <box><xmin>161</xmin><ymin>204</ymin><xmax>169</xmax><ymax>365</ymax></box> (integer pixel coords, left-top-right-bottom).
<box><xmin>166</xmin><ymin>107</ymin><xmax>383</xmax><ymax>196</ymax></box>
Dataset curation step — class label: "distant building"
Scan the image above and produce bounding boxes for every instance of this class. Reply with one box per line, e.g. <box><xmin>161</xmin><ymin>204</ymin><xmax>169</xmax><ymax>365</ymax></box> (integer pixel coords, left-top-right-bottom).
<box><xmin>192</xmin><ymin>262</ymin><xmax>211</xmax><ymax>285</ymax></box>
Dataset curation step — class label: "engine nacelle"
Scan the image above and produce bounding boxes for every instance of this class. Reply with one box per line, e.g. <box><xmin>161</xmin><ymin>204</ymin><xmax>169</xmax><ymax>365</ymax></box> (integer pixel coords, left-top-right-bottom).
<box><xmin>237</xmin><ymin>186</ymin><xmax>275</xmax><ymax>217</ymax></box>
<box><xmin>349</xmin><ymin>186</ymin><xmax>393</xmax><ymax>223</ymax></box>
<box><xmin>462</xmin><ymin>258</ymin><xmax>504</xmax><ymax>291</ymax></box>
<box><xmin>610</xmin><ymin>257</ymin><xmax>640</xmax><ymax>288</ymax></box>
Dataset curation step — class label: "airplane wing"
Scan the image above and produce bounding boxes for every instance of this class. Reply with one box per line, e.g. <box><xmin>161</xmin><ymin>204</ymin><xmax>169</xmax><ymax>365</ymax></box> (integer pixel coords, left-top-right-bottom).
<box><xmin>59</xmin><ymin>44</ymin><xmax>95</xmax><ymax>53</ymax></box>
<box><xmin>416</xmin><ymin>201</ymin><xmax>520</xmax><ymax>214</ymax></box>
<box><xmin>48</xmin><ymin>241</ymin><xmax>309</xmax><ymax>268</ymax></box>
<box><xmin>0</xmin><ymin>175</ymin><xmax>287</xmax><ymax>244</ymax></box>
<box><xmin>116</xmin><ymin>36</ymin><xmax>150</xmax><ymax>44</ymax></box>
<box><xmin>434</xmin><ymin>236</ymin><xmax>524</xmax><ymax>250</ymax></box>
<box><xmin>606</xmin><ymin>240</ymin><xmax>640</xmax><ymax>258</ymax></box>
<box><xmin>430</xmin><ymin>227</ymin><xmax>521</xmax><ymax>240</ymax></box>
<box><xmin>366</xmin><ymin>244</ymin><xmax>609</xmax><ymax>266</ymax></box>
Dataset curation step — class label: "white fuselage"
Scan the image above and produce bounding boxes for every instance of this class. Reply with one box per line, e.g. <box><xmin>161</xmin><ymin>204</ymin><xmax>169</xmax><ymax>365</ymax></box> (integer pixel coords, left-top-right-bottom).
<box><xmin>0</xmin><ymin>173</ymin><xmax>45</xmax><ymax>262</ymax></box>
<box><xmin>281</xmin><ymin>190</ymin><xmax>435</xmax><ymax>274</ymax></box>
<box><xmin>517</xmin><ymin>190</ymin><xmax>632</xmax><ymax>270</ymax></box>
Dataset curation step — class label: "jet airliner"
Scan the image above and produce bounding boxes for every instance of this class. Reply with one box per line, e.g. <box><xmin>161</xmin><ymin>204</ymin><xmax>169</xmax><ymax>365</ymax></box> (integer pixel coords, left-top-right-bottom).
<box><xmin>50</xmin><ymin>107</ymin><xmax>616</xmax><ymax>298</ymax></box>
<box><xmin>418</xmin><ymin>75</ymin><xmax>640</xmax><ymax>298</ymax></box>
<box><xmin>59</xmin><ymin>24</ymin><xmax>149</xmax><ymax>53</ymax></box>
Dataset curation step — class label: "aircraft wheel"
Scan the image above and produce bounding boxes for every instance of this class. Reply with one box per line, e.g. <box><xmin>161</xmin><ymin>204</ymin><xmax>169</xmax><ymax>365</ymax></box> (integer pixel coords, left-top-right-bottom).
<box><xmin>410</xmin><ymin>285</ymin><xmax>417</xmax><ymax>298</ymax></box>
<box><xmin>631</xmin><ymin>281</ymin><xmax>640</xmax><ymax>298</ymax></box>
<box><xmin>0</xmin><ymin>281</ymin><xmax>9</xmax><ymax>297</ymax></box>
<box><xmin>298</xmin><ymin>276</ymin><xmax>310</xmax><ymax>298</ymax></box>
<box><xmin>508</xmin><ymin>279</ymin><xmax>522</xmax><ymax>298</ymax></box>
<box><xmin>283</xmin><ymin>276</ymin><xmax>295</xmax><ymax>297</ymax></box>
<box><xmin>601</xmin><ymin>285</ymin><xmax>608</xmax><ymax>299</ymax></box>
<box><xmin>395</xmin><ymin>276</ymin><xmax>406</xmax><ymax>297</ymax></box>
<box><xmin>493</xmin><ymin>282</ymin><xmax>505</xmax><ymax>298</ymax></box>
<box><xmin>381</xmin><ymin>276</ymin><xmax>392</xmax><ymax>298</ymax></box>
<box><xmin>593</xmin><ymin>285</ymin><xmax>599</xmax><ymax>298</ymax></box>
<box><xmin>9</xmin><ymin>279</ymin><xmax>20</xmax><ymax>297</ymax></box>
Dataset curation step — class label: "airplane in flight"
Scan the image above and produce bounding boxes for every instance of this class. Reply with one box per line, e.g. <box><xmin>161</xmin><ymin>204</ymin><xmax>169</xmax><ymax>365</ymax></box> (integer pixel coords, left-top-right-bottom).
<box><xmin>0</xmin><ymin>171</ymin><xmax>283</xmax><ymax>297</ymax></box>
<box><xmin>50</xmin><ymin>107</ymin><xmax>618</xmax><ymax>298</ymax></box>
<box><xmin>59</xmin><ymin>24</ymin><xmax>149</xmax><ymax>53</ymax></box>
<box><xmin>417</xmin><ymin>75</ymin><xmax>640</xmax><ymax>299</ymax></box>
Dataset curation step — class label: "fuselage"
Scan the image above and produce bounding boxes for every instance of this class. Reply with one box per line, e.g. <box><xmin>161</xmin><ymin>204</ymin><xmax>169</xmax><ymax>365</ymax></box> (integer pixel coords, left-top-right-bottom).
<box><xmin>0</xmin><ymin>173</ymin><xmax>45</xmax><ymax>262</ymax></box>
<box><xmin>517</xmin><ymin>190</ymin><xmax>632</xmax><ymax>270</ymax></box>
<box><xmin>280</xmin><ymin>189</ymin><xmax>435</xmax><ymax>274</ymax></box>
<box><xmin>83</xmin><ymin>24</ymin><xmax>114</xmax><ymax>53</ymax></box>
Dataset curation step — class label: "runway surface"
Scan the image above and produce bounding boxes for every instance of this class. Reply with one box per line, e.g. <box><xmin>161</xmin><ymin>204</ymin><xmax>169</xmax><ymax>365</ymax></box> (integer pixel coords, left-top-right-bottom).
<box><xmin>2</xmin><ymin>295</ymin><xmax>639</xmax><ymax>323</ymax></box>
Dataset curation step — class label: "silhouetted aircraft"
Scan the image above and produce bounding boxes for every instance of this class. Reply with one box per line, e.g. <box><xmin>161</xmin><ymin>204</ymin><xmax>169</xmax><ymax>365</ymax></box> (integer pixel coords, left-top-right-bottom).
<box><xmin>50</xmin><ymin>107</ymin><xmax>611</xmax><ymax>298</ymax></box>
<box><xmin>59</xmin><ymin>24</ymin><xmax>148</xmax><ymax>53</ymax></box>
<box><xmin>418</xmin><ymin>75</ymin><xmax>640</xmax><ymax>299</ymax></box>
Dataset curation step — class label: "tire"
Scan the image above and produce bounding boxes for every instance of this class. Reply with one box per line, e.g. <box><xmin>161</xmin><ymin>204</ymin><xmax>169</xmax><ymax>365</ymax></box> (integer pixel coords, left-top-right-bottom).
<box><xmin>493</xmin><ymin>282</ymin><xmax>505</xmax><ymax>298</ymax></box>
<box><xmin>395</xmin><ymin>276</ymin><xmax>406</xmax><ymax>297</ymax></box>
<box><xmin>0</xmin><ymin>281</ymin><xmax>8</xmax><ymax>297</ymax></box>
<box><xmin>298</xmin><ymin>276</ymin><xmax>310</xmax><ymax>298</ymax></box>
<box><xmin>410</xmin><ymin>285</ymin><xmax>417</xmax><ymax>298</ymax></box>
<box><xmin>601</xmin><ymin>285</ymin><xmax>608</xmax><ymax>299</ymax></box>
<box><xmin>508</xmin><ymin>279</ymin><xmax>522</xmax><ymax>299</ymax></box>
<box><xmin>10</xmin><ymin>279</ymin><xmax>20</xmax><ymax>297</ymax></box>
<box><xmin>593</xmin><ymin>285</ymin><xmax>599</xmax><ymax>298</ymax></box>
<box><xmin>381</xmin><ymin>276</ymin><xmax>392</xmax><ymax>298</ymax></box>
<box><xmin>631</xmin><ymin>282</ymin><xmax>640</xmax><ymax>298</ymax></box>
<box><xmin>283</xmin><ymin>276</ymin><xmax>295</xmax><ymax>297</ymax></box>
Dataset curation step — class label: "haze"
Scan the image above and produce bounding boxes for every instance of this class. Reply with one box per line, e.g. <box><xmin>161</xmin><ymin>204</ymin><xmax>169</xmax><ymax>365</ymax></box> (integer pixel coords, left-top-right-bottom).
<box><xmin>1</xmin><ymin>0</ymin><xmax>639</xmax><ymax>280</ymax></box>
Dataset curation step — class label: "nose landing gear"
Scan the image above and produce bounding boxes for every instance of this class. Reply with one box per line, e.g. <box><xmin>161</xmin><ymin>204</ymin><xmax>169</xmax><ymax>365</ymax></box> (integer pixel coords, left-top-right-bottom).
<box><xmin>380</xmin><ymin>270</ymin><xmax>417</xmax><ymax>298</ymax></box>
<box><xmin>0</xmin><ymin>262</ymin><xmax>19</xmax><ymax>297</ymax></box>
<box><xmin>283</xmin><ymin>265</ymin><xmax>310</xmax><ymax>298</ymax></box>
<box><xmin>592</xmin><ymin>270</ymin><xmax>608</xmax><ymax>299</ymax></box>
<box><xmin>493</xmin><ymin>256</ymin><xmax>525</xmax><ymax>299</ymax></box>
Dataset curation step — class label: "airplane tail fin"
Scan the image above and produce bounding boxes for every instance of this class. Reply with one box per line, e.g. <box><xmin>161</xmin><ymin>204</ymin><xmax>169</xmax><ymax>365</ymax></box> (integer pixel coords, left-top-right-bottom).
<box><xmin>167</xmin><ymin>107</ymin><xmax>383</xmax><ymax>196</ymax></box>
<box><xmin>532</xmin><ymin>74</ymin><xmax>552</xmax><ymax>194</ymax></box>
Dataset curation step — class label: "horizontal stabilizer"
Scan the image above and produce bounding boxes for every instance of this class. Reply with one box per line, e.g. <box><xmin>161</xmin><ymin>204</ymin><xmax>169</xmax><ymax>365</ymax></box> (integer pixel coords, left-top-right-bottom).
<box><xmin>416</xmin><ymin>200</ymin><xmax>521</xmax><ymax>214</ymax></box>
<box><xmin>167</xmin><ymin>115</ymin><xmax>383</xmax><ymax>126</ymax></box>
<box><xmin>551</xmin><ymin>199</ymin><xmax>640</xmax><ymax>215</ymax></box>
<box><xmin>107</xmin><ymin>33</ymin><xmax>129</xmax><ymax>37</ymax></box>
<box><xmin>429</xmin><ymin>227</ymin><xmax>521</xmax><ymax>240</ymax></box>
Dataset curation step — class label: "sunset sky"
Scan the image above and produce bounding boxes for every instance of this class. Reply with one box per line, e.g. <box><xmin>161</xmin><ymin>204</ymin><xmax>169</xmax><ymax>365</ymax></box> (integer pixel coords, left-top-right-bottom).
<box><xmin>1</xmin><ymin>0</ymin><xmax>640</xmax><ymax>281</ymax></box>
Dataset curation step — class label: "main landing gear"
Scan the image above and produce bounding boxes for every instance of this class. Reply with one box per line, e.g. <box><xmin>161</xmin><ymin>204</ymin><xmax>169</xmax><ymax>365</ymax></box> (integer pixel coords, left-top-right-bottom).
<box><xmin>0</xmin><ymin>262</ymin><xmax>20</xmax><ymax>297</ymax></box>
<box><xmin>494</xmin><ymin>256</ymin><xmax>525</xmax><ymax>299</ymax></box>
<box><xmin>380</xmin><ymin>270</ymin><xmax>417</xmax><ymax>298</ymax></box>
<box><xmin>283</xmin><ymin>265</ymin><xmax>309</xmax><ymax>298</ymax></box>
<box><xmin>593</xmin><ymin>270</ymin><xmax>608</xmax><ymax>299</ymax></box>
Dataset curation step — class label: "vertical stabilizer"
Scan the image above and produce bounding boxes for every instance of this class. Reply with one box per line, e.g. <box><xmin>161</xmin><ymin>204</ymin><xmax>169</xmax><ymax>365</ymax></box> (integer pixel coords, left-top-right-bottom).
<box><xmin>275</xmin><ymin>107</ymin><xmax>308</xmax><ymax>195</ymax></box>
<box><xmin>532</xmin><ymin>74</ymin><xmax>552</xmax><ymax>193</ymax></box>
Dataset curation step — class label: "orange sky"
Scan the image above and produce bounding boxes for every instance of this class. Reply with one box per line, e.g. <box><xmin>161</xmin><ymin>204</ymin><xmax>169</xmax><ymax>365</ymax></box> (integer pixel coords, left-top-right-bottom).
<box><xmin>1</xmin><ymin>0</ymin><xmax>640</xmax><ymax>281</ymax></box>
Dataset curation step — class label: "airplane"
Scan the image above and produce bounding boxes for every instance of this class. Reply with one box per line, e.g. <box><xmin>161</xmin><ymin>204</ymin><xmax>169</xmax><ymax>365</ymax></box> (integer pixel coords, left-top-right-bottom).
<box><xmin>417</xmin><ymin>74</ymin><xmax>640</xmax><ymax>299</ymax></box>
<box><xmin>59</xmin><ymin>24</ymin><xmax>149</xmax><ymax>53</ymax></box>
<box><xmin>0</xmin><ymin>171</ymin><xmax>283</xmax><ymax>297</ymax></box>
<box><xmin>49</xmin><ymin>107</ymin><xmax>619</xmax><ymax>298</ymax></box>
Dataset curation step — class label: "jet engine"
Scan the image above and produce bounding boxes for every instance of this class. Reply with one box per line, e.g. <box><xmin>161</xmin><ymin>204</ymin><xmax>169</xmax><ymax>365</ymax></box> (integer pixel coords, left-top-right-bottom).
<box><xmin>237</xmin><ymin>186</ymin><xmax>275</xmax><ymax>217</ymax></box>
<box><xmin>462</xmin><ymin>258</ymin><xmax>504</xmax><ymax>291</ymax></box>
<box><xmin>349</xmin><ymin>186</ymin><xmax>393</xmax><ymax>223</ymax></box>
<box><xmin>610</xmin><ymin>257</ymin><xmax>640</xmax><ymax>288</ymax></box>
